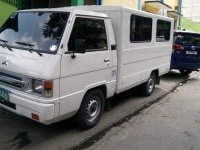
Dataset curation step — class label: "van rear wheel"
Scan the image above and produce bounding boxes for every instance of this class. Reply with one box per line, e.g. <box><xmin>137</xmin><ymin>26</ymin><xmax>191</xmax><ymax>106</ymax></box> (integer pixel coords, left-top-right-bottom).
<box><xmin>141</xmin><ymin>72</ymin><xmax>156</xmax><ymax>96</ymax></box>
<box><xmin>179</xmin><ymin>69</ymin><xmax>192</xmax><ymax>76</ymax></box>
<box><xmin>75</xmin><ymin>89</ymin><xmax>105</xmax><ymax>130</ymax></box>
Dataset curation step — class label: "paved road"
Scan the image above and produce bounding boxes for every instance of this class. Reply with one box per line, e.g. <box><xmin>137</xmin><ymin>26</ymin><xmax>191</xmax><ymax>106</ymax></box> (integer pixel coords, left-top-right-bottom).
<box><xmin>0</xmin><ymin>71</ymin><xmax>189</xmax><ymax>150</ymax></box>
<box><xmin>86</xmin><ymin>72</ymin><xmax>200</xmax><ymax>150</ymax></box>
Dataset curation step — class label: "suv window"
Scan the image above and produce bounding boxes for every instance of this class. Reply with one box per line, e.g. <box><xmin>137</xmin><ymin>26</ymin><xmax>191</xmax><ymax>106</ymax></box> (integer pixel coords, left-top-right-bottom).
<box><xmin>156</xmin><ymin>20</ymin><xmax>171</xmax><ymax>42</ymax></box>
<box><xmin>130</xmin><ymin>15</ymin><xmax>152</xmax><ymax>42</ymax></box>
<box><xmin>68</xmin><ymin>17</ymin><xmax>108</xmax><ymax>51</ymax></box>
<box><xmin>174</xmin><ymin>33</ymin><xmax>200</xmax><ymax>46</ymax></box>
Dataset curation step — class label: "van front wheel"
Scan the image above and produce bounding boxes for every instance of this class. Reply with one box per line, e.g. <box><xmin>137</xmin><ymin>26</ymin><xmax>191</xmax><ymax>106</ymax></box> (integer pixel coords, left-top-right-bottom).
<box><xmin>75</xmin><ymin>89</ymin><xmax>105</xmax><ymax>130</ymax></box>
<box><xmin>141</xmin><ymin>72</ymin><xmax>156</xmax><ymax>96</ymax></box>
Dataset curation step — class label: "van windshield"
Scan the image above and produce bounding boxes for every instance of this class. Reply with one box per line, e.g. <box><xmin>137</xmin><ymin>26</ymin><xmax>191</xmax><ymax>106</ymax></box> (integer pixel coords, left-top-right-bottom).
<box><xmin>175</xmin><ymin>33</ymin><xmax>200</xmax><ymax>47</ymax></box>
<box><xmin>0</xmin><ymin>11</ymin><xmax>69</xmax><ymax>54</ymax></box>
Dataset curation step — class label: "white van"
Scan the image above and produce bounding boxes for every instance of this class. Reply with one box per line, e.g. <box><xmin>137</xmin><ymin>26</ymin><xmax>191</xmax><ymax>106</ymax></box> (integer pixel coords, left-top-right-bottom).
<box><xmin>0</xmin><ymin>6</ymin><xmax>173</xmax><ymax>129</ymax></box>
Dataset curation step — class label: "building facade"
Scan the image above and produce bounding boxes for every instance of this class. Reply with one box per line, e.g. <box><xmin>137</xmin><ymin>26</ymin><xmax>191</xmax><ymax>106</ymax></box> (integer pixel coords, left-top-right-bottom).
<box><xmin>182</xmin><ymin>0</ymin><xmax>200</xmax><ymax>23</ymax></box>
<box><xmin>0</xmin><ymin>0</ymin><xmax>181</xmax><ymax>29</ymax></box>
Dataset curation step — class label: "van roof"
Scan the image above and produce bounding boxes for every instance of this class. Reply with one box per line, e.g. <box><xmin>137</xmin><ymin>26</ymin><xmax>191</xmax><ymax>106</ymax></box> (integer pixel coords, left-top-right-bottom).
<box><xmin>18</xmin><ymin>6</ymin><xmax>173</xmax><ymax>21</ymax></box>
<box><xmin>18</xmin><ymin>7</ymin><xmax>108</xmax><ymax>18</ymax></box>
<box><xmin>73</xmin><ymin>5</ymin><xmax>173</xmax><ymax>21</ymax></box>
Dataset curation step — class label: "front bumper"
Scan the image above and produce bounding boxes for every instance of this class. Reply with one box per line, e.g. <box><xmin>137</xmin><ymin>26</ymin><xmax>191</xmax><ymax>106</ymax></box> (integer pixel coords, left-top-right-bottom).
<box><xmin>0</xmin><ymin>90</ymin><xmax>55</xmax><ymax>125</ymax></box>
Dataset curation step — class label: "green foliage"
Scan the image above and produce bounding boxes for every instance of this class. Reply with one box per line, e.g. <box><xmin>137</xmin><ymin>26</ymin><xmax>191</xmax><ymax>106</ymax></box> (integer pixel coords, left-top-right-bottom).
<box><xmin>0</xmin><ymin>0</ymin><xmax>18</xmax><ymax>7</ymax></box>
<box><xmin>0</xmin><ymin>1</ymin><xmax>17</xmax><ymax>27</ymax></box>
<box><xmin>181</xmin><ymin>17</ymin><xmax>200</xmax><ymax>33</ymax></box>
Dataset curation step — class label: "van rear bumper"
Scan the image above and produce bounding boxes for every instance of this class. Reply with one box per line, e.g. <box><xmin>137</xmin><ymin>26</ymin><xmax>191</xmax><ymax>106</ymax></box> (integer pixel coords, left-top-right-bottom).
<box><xmin>0</xmin><ymin>92</ymin><xmax>55</xmax><ymax>125</ymax></box>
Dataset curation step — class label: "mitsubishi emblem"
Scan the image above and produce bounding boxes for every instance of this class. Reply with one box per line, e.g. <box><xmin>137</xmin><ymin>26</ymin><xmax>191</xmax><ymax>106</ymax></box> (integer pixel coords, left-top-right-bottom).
<box><xmin>2</xmin><ymin>57</ymin><xmax>8</xmax><ymax>66</ymax></box>
<box><xmin>192</xmin><ymin>46</ymin><xmax>195</xmax><ymax>51</ymax></box>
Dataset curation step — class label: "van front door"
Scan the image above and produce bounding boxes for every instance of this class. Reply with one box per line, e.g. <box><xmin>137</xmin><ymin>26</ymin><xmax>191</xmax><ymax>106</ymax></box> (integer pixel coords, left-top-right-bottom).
<box><xmin>59</xmin><ymin>16</ymin><xmax>113</xmax><ymax>117</ymax></box>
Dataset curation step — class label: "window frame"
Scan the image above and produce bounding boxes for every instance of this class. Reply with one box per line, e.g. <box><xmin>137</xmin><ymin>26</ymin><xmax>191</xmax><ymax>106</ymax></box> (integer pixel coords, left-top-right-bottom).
<box><xmin>68</xmin><ymin>16</ymin><xmax>109</xmax><ymax>53</ymax></box>
<box><xmin>156</xmin><ymin>19</ymin><xmax>171</xmax><ymax>42</ymax></box>
<box><xmin>130</xmin><ymin>14</ymin><xmax>153</xmax><ymax>43</ymax></box>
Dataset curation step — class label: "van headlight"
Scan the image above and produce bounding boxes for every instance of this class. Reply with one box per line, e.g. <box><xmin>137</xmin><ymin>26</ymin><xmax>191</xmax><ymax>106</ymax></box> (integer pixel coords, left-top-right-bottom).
<box><xmin>32</xmin><ymin>79</ymin><xmax>53</xmax><ymax>98</ymax></box>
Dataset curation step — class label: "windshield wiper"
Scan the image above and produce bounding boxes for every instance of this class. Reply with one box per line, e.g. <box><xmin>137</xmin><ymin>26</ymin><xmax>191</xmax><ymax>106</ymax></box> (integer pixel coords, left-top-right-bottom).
<box><xmin>15</xmin><ymin>41</ymin><xmax>43</xmax><ymax>56</ymax></box>
<box><xmin>0</xmin><ymin>39</ymin><xmax>13</xmax><ymax>51</ymax></box>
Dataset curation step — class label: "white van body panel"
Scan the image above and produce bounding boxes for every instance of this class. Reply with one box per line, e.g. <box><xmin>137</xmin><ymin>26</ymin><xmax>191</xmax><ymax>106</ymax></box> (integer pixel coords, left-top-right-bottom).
<box><xmin>74</xmin><ymin>6</ymin><xmax>174</xmax><ymax>93</ymax></box>
<box><xmin>59</xmin><ymin>11</ymin><xmax>116</xmax><ymax>117</ymax></box>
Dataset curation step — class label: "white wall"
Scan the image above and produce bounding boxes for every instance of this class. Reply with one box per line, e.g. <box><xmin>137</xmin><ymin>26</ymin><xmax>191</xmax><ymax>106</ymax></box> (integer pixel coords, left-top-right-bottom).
<box><xmin>182</xmin><ymin>0</ymin><xmax>200</xmax><ymax>23</ymax></box>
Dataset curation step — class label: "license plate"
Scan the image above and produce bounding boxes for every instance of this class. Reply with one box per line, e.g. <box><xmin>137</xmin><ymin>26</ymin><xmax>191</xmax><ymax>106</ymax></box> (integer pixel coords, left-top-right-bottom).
<box><xmin>0</xmin><ymin>88</ymin><xmax>9</xmax><ymax>102</ymax></box>
<box><xmin>186</xmin><ymin>51</ymin><xmax>197</xmax><ymax>55</ymax></box>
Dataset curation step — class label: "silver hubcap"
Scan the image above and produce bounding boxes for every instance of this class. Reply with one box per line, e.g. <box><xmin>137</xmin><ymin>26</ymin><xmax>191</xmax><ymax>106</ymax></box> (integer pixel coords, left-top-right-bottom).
<box><xmin>86</xmin><ymin>97</ymin><xmax>101</xmax><ymax>123</ymax></box>
<box><xmin>148</xmin><ymin>77</ymin><xmax>154</xmax><ymax>93</ymax></box>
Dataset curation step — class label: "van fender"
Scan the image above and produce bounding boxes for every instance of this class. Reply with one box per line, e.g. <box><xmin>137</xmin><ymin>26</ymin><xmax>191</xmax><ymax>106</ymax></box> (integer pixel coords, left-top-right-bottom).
<box><xmin>72</xmin><ymin>82</ymin><xmax>107</xmax><ymax>113</ymax></box>
<box><xmin>81</xmin><ymin>81</ymin><xmax>108</xmax><ymax>99</ymax></box>
<box><xmin>77</xmin><ymin>80</ymin><xmax>115</xmax><ymax>109</ymax></box>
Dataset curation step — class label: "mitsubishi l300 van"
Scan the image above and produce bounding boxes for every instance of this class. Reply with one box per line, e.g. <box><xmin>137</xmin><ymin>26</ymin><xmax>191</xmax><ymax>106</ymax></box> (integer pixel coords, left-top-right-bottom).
<box><xmin>0</xmin><ymin>6</ymin><xmax>173</xmax><ymax>129</ymax></box>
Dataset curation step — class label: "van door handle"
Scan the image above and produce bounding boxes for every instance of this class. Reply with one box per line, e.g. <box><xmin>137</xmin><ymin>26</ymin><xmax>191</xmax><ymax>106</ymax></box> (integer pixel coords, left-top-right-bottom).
<box><xmin>104</xmin><ymin>58</ymin><xmax>110</xmax><ymax>62</ymax></box>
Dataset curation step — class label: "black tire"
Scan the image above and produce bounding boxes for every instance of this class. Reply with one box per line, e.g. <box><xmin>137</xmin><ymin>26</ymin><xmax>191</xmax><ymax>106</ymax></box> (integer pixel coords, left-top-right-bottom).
<box><xmin>141</xmin><ymin>72</ymin><xmax>156</xmax><ymax>96</ymax></box>
<box><xmin>179</xmin><ymin>69</ymin><xmax>192</xmax><ymax>76</ymax></box>
<box><xmin>75</xmin><ymin>89</ymin><xmax>105</xmax><ymax>130</ymax></box>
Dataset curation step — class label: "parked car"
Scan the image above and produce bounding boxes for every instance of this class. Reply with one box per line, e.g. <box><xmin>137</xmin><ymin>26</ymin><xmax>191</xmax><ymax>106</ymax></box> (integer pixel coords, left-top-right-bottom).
<box><xmin>0</xmin><ymin>6</ymin><xmax>173</xmax><ymax>129</ymax></box>
<box><xmin>171</xmin><ymin>31</ymin><xmax>200</xmax><ymax>75</ymax></box>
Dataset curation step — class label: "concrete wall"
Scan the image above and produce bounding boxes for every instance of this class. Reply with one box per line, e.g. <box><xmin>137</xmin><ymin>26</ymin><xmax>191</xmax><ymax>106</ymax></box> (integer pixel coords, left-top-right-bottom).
<box><xmin>141</xmin><ymin>0</ymin><xmax>160</xmax><ymax>14</ymax></box>
<box><xmin>141</xmin><ymin>0</ymin><xmax>179</xmax><ymax>15</ymax></box>
<box><xmin>53</xmin><ymin>0</ymin><xmax>71</xmax><ymax>7</ymax></box>
<box><xmin>53</xmin><ymin>0</ymin><xmax>97</xmax><ymax>7</ymax></box>
<box><xmin>182</xmin><ymin>0</ymin><xmax>200</xmax><ymax>23</ymax></box>
<box><xmin>30</xmin><ymin>0</ymin><xmax>48</xmax><ymax>8</ymax></box>
<box><xmin>165</xmin><ymin>0</ymin><xmax>178</xmax><ymax>10</ymax></box>
<box><xmin>103</xmin><ymin>0</ymin><xmax>137</xmax><ymax>9</ymax></box>
<box><xmin>85</xmin><ymin>0</ymin><xmax>96</xmax><ymax>5</ymax></box>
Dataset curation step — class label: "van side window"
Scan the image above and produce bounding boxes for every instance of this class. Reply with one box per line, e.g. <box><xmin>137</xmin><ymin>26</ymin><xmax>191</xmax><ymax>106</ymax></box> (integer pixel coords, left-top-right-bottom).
<box><xmin>156</xmin><ymin>20</ymin><xmax>171</xmax><ymax>42</ymax></box>
<box><xmin>68</xmin><ymin>17</ymin><xmax>108</xmax><ymax>51</ymax></box>
<box><xmin>130</xmin><ymin>15</ymin><xmax>152</xmax><ymax>42</ymax></box>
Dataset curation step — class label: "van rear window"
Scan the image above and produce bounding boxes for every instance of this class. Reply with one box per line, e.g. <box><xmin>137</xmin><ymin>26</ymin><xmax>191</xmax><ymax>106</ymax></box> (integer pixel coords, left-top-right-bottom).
<box><xmin>130</xmin><ymin>15</ymin><xmax>152</xmax><ymax>43</ymax></box>
<box><xmin>156</xmin><ymin>20</ymin><xmax>171</xmax><ymax>42</ymax></box>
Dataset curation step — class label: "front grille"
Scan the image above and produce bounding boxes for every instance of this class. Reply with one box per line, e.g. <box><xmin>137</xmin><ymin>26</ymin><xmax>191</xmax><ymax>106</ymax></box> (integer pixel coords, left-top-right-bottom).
<box><xmin>0</xmin><ymin>72</ymin><xmax>22</xmax><ymax>88</ymax></box>
<box><xmin>0</xmin><ymin>101</ymin><xmax>16</xmax><ymax>110</ymax></box>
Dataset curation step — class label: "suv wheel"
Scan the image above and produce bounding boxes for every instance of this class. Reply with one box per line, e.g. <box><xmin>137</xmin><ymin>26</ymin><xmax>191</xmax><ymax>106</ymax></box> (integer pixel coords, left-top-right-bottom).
<box><xmin>179</xmin><ymin>69</ymin><xmax>192</xmax><ymax>76</ymax></box>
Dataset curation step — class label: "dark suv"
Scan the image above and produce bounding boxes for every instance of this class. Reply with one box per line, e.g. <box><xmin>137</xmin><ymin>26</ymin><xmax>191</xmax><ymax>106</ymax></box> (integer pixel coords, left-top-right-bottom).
<box><xmin>171</xmin><ymin>31</ymin><xmax>200</xmax><ymax>75</ymax></box>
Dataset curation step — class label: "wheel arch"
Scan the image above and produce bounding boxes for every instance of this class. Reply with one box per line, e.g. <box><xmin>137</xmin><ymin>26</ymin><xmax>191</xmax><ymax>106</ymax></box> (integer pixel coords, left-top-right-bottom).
<box><xmin>84</xmin><ymin>84</ymin><xmax>107</xmax><ymax>100</ymax></box>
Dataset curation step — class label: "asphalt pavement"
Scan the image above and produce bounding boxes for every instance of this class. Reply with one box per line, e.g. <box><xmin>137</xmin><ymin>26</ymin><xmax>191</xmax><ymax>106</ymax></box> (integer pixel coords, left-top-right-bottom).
<box><xmin>86</xmin><ymin>72</ymin><xmax>200</xmax><ymax>150</ymax></box>
<box><xmin>0</xmin><ymin>70</ymin><xmax>190</xmax><ymax>150</ymax></box>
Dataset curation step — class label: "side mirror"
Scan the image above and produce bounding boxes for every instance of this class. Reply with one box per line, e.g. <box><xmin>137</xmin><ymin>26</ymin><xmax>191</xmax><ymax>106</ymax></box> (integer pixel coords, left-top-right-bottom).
<box><xmin>74</xmin><ymin>39</ymin><xmax>86</xmax><ymax>54</ymax></box>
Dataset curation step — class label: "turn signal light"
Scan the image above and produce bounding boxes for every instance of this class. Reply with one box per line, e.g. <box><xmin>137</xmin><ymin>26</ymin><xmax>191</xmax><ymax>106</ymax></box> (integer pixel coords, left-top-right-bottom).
<box><xmin>44</xmin><ymin>80</ymin><xmax>53</xmax><ymax>90</ymax></box>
